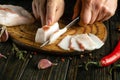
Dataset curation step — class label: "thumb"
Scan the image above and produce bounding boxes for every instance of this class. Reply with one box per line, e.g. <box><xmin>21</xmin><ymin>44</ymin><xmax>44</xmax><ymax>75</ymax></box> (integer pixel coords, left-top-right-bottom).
<box><xmin>72</xmin><ymin>0</ymin><xmax>81</xmax><ymax>20</ymax></box>
<box><xmin>46</xmin><ymin>2</ymin><xmax>56</xmax><ymax>25</ymax></box>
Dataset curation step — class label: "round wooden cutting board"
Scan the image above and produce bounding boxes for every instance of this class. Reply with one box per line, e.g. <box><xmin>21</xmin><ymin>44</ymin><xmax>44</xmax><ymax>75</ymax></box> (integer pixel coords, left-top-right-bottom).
<box><xmin>7</xmin><ymin>21</ymin><xmax>107</xmax><ymax>55</ymax></box>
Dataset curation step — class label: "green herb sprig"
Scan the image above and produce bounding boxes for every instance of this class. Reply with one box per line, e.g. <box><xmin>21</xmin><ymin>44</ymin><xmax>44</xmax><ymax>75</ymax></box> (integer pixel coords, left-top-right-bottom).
<box><xmin>12</xmin><ymin>43</ymin><xmax>27</xmax><ymax>60</ymax></box>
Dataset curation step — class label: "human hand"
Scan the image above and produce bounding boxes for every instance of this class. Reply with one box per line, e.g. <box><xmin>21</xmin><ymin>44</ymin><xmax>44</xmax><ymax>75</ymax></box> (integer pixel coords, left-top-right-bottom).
<box><xmin>73</xmin><ymin>0</ymin><xmax>118</xmax><ymax>25</ymax></box>
<box><xmin>32</xmin><ymin>0</ymin><xmax>65</xmax><ymax>26</ymax></box>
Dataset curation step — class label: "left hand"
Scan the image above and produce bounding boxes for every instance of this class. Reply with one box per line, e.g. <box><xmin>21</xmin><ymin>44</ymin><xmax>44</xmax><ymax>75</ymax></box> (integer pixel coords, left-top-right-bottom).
<box><xmin>32</xmin><ymin>0</ymin><xmax>65</xmax><ymax>26</ymax></box>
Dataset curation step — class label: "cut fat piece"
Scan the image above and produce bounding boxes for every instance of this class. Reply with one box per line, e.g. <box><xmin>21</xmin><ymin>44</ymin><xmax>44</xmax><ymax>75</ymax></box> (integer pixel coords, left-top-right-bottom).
<box><xmin>35</xmin><ymin>28</ymin><xmax>44</xmax><ymax>43</ymax></box>
<box><xmin>58</xmin><ymin>35</ymin><xmax>72</xmax><ymax>50</ymax></box>
<box><xmin>70</xmin><ymin>37</ymin><xmax>84</xmax><ymax>51</ymax></box>
<box><xmin>0</xmin><ymin>5</ymin><xmax>34</xmax><ymax>26</ymax></box>
<box><xmin>35</xmin><ymin>22</ymin><xmax>59</xmax><ymax>43</ymax></box>
<box><xmin>88</xmin><ymin>33</ymin><xmax>104</xmax><ymax>49</ymax></box>
<box><xmin>57</xmin><ymin>33</ymin><xmax>104</xmax><ymax>51</ymax></box>
<box><xmin>49</xmin><ymin>27</ymin><xmax>67</xmax><ymax>44</ymax></box>
<box><xmin>75</xmin><ymin>34</ymin><xmax>97</xmax><ymax>51</ymax></box>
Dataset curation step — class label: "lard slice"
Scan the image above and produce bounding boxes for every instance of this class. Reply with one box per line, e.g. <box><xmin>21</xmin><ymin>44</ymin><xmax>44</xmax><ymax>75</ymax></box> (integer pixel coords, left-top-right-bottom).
<box><xmin>70</xmin><ymin>36</ymin><xmax>84</xmax><ymax>51</ymax></box>
<box><xmin>58</xmin><ymin>35</ymin><xmax>72</xmax><ymax>50</ymax></box>
<box><xmin>88</xmin><ymin>33</ymin><xmax>104</xmax><ymax>49</ymax></box>
<box><xmin>75</xmin><ymin>34</ymin><xmax>97</xmax><ymax>51</ymax></box>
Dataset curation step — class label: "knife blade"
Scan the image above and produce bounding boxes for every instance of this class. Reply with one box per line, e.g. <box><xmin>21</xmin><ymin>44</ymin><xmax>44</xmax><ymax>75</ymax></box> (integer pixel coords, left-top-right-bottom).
<box><xmin>40</xmin><ymin>17</ymin><xmax>80</xmax><ymax>48</ymax></box>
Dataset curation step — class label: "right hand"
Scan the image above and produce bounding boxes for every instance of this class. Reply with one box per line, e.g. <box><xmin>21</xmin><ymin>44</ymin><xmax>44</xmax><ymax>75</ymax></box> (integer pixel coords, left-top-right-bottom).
<box><xmin>32</xmin><ymin>0</ymin><xmax>65</xmax><ymax>26</ymax></box>
<box><xmin>73</xmin><ymin>0</ymin><xmax>118</xmax><ymax>25</ymax></box>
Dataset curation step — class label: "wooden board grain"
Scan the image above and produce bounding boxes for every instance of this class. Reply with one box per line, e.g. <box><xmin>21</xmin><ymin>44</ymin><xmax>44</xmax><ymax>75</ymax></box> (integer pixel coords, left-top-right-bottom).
<box><xmin>7</xmin><ymin>21</ymin><xmax>107</xmax><ymax>55</ymax></box>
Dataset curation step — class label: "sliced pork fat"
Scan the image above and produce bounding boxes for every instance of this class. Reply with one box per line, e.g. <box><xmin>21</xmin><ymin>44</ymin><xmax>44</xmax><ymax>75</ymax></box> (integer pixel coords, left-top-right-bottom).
<box><xmin>49</xmin><ymin>27</ymin><xmax>67</xmax><ymax>44</ymax></box>
<box><xmin>58</xmin><ymin>35</ymin><xmax>72</xmax><ymax>50</ymax></box>
<box><xmin>0</xmin><ymin>5</ymin><xmax>34</xmax><ymax>26</ymax></box>
<box><xmin>70</xmin><ymin>37</ymin><xmax>84</xmax><ymax>51</ymax></box>
<box><xmin>74</xmin><ymin>34</ymin><xmax>97</xmax><ymax>51</ymax></box>
<box><xmin>58</xmin><ymin>33</ymin><xmax>104</xmax><ymax>51</ymax></box>
<box><xmin>35</xmin><ymin>22</ymin><xmax>59</xmax><ymax>43</ymax></box>
<box><xmin>88</xmin><ymin>33</ymin><xmax>104</xmax><ymax>49</ymax></box>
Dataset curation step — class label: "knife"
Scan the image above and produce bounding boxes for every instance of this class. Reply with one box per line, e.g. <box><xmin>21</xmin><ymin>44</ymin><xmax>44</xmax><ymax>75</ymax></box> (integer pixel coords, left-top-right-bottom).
<box><xmin>40</xmin><ymin>17</ymin><xmax>80</xmax><ymax>48</ymax></box>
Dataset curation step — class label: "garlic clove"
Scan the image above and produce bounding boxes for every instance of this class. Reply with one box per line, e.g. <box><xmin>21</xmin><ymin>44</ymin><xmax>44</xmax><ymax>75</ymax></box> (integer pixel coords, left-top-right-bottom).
<box><xmin>38</xmin><ymin>59</ymin><xmax>53</xmax><ymax>69</ymax></box>
<box><xmin>0</xmin><ymin>26</ymin><xmax>9</xmax><ymax>42</ymax></box>
<box><xmin>0</xmin><ymin>53</ymin><xmax>7</xmax><ymax>59</ymax></box>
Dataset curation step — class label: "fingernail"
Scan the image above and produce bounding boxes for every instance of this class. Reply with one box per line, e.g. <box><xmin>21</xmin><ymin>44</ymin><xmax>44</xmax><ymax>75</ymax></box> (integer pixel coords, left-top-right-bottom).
<box><xmin>72</xmin><ymin>15</ymin><xmax>75</xmax><ymax>20</ymax></box>
<box><xmin>79</xmin><ymin>20</ymin><xmax>85</xmax><ymax>26</ymax></box>
<box><xmin>72</xmin><ymin>14</ymin><xmax>77</xmax><ymax>20</ymax></box>
<box><xmin>47</xmin><ymin>19</ymin><xmax>52</xmax><ymax>25</ymax></box>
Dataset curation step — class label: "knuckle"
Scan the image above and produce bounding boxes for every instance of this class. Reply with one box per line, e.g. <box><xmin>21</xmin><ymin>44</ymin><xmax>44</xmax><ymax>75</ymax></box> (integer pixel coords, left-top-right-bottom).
<box><xmin>102</xmin><ymin>6</ymin><xmax>108</xmax><ymax>13</ymax></box>
<box><xmin>95</xmin><ymin>3</ymin><xmax>103</xmax><ymax>10</ymax></box>
<box><xmin>109</xmin><ymin>11</ymin><xmax>115</xmax><ymax>16</ymax></box>
<box><xmin>47</xmin><ymin>1</ymin><xmax>54</xmax><ymax>7</ymax></box>
<box><xmin>86</xmin><ymin>0</ymin><xmax>92</xmax><ymax>4</ymax></box>
<box><xmin>82</xmin><ymin>0</ymin><xmax>92</xmax><ymax>8</ymax></box>
<box><xmin>102</xmin><ymin>6</ymin><xmax>115</xmax><ymax>16</ymax></box>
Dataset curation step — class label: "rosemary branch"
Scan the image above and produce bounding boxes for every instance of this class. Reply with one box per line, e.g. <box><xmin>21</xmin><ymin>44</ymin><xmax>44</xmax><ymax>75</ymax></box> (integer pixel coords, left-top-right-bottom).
<box><xmin>12</xmin><ymin>43</ymin><xmax>27</xmax><ymax>60</ymax></box>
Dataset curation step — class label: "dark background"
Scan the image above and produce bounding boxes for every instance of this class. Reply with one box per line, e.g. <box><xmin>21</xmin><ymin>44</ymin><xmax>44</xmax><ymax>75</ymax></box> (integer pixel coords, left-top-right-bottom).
<box><xmin>0</xmin><ymin>0</ymin><xmax>33</xmax><ymax>12</ymax></box>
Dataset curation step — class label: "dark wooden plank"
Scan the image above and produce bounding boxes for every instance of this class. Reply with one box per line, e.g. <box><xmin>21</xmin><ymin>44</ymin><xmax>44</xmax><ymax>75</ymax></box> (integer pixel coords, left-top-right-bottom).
<box><xmin>0</xmin><ymin>41</ymin><xmax>13</xmax><ymax>80</ymax></box>
<box><xmin>0</xmin><ymin>41</ymin><xmax>70</xmax><ymax>80</ymax></box>
<box><xmin>112</xmin><ymin>6</ymin><xmax>120</xmax><ymax>80</ymax></box>
<box><xmin>110</xmin><ymin>25</ymin><xmax>120</xmax><ymax>80</ymax></box>
<box><xmin>0</xmin><ymin>41</ymin><xmax>33</xmax><ymax>80</ymax></box>
<box><xmin>20</xmin><ymin>54</ymin><xmax>70</xmax><ymax>80</ymax></box>
<box><xmin>109</xmin><ymin>1</ymin><xmax>120</xmax><ymax>79</ymax></box>
<box><xmin>0</xmin><ymin>53</ymin><xmax>30</xmax><ymax>80</ymax></box>
<box><xmin>47</xmin><ymin>57</ymin><xmax>69</xmax><ymax>80</ymax></box>
<box><xmin>12</xmin><ymin>54</ymin><xmax>31</xmax><ymax>80</ymax></box>
<box><xmin>114</xmin><ymin>70</ymin><xmax>120</xmax><ymax>80</ymax></box>
<box><xmin>66</xmin><ymin>56</ymin><xmax>79</xmax><ymax>80</ymax></box>
<box><xmin>19</xmin><ymin>53</ymin><xmax>47</xmax><ymax>80</ymax></box>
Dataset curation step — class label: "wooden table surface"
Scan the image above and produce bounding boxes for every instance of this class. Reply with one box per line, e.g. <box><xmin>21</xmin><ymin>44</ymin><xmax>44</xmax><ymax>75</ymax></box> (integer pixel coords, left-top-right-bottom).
<box><xmin>0</xmin><ymin>1</ymin><xmax>120</xmax><ymax>80</ymax></box>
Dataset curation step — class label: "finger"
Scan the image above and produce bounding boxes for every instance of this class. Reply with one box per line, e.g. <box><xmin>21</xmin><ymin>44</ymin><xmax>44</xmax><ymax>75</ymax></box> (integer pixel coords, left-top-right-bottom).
<box><xmin>100</xmin><ymin>12</ymin><xmax>112</xmax><ymax>22</ymax></box>
<box><xmin>39</xmin><ymin>0</ymin><xmax>46</xmax><ymax>26</ymax></box>
<box><xmin>36</xmin><ymin>0</ymin><xmax>41</xmax><ymax>19</ymax></box>
<box><xmin>80</xmin><ymin>2</ymin><xmax>92</xmax><ymax>24</ymax></box>
<box><xmin>32</xmin><ymin>0</ymin><xmax>38</xmax><ymax>19</ymax></box>
<box><xmin>72</xmin><ymin>0</ymin><xmax>81</xmax><ymax>20</ymax></box>
<box><xmin>96</xmin><ymin>7</ymin><xmax>107</xmax><ymax>22</ymax></box>
<box><xmin>55</xmin><ymin>3</ymin><xmax>65</xmax><ymax>23</ymax></box>
<box><xmin>46</xmin><ymin>1</ymin><xmax>56</xmax><ymax>25</ymax></box>
<box><xmin>40</xmin><ymin>9</ymin><xmax>46</xmax><ymax>26</ymax></box>
<box><xmin>89</xmin><ymin>4</ymin><xmax>100</xmax><ymax>24</ymax></box>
